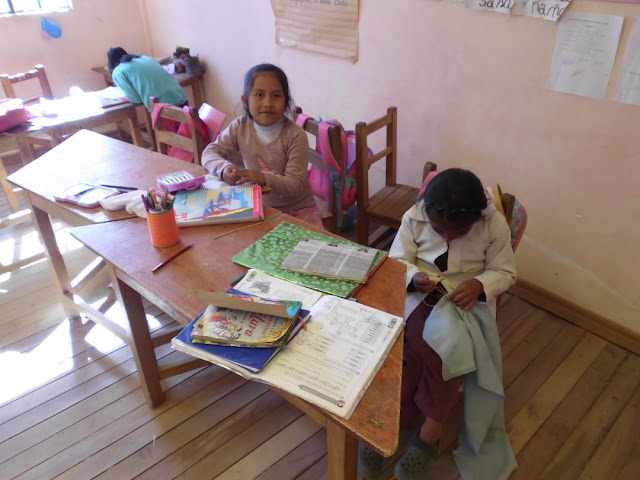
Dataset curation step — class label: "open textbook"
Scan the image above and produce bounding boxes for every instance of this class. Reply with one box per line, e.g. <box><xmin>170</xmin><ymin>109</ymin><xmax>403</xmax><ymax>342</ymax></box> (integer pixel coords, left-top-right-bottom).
<box><xmin>173</xmin><ymin>292</ymin><xmax>403</xmax><ymax>419</ymax></box>
<box><xmin>281</xmin><ymin>239</ymin><xmax>380</xmax><ymax>284</ymax></box>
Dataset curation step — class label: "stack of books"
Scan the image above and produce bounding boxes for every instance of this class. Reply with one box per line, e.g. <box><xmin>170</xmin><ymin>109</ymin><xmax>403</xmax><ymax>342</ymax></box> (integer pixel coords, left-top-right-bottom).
<box><xmin>173</xmin><ymin>270</ymin><xmax>322</xmax><ymax>377</ymax></box>
<box><xmin>172</xmin><ymin>269</ymin><xmax>403</xmax><ymax>420</ymax></box>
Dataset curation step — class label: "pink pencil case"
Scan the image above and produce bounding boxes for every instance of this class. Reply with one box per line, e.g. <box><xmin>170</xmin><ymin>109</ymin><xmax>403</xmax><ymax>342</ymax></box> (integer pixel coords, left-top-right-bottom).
<box><xmin>156</xmin><ymin>170</ymin><xmax>205</xmax><ymax>193</ymax></box>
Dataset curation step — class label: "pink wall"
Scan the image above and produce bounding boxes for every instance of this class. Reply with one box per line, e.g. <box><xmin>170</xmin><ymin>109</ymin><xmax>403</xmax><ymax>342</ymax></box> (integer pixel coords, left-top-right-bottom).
<box><xmin>2</xmin><ymin>0</ymin><xmax>638</xmax><ymax>333</ymax></box>
<box><xmin>0</xmin><ymin>0</ymin><xmax>148</xmax><ymax>98</ymax></box>
<box><xmin>143</xmin><ymin>0</ymin><xmax>639</xmax><ymax>333</ymax></box>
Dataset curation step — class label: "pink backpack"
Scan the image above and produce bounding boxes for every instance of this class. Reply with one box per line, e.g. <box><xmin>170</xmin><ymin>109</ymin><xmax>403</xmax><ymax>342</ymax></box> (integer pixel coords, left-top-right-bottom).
<box><xmin>0</xmin><ymin>98</ymin><xmax>31</xmax><ymax>133</ymax></box>
<box><xmin>295</xmin><ymin>114</ymin><xmax>363</xmax><ymax>230</ymax></box>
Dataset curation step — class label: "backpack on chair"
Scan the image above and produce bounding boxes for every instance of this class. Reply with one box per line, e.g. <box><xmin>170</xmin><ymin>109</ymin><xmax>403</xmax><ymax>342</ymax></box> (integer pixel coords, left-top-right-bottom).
<box><xmin>295</xmin><ymin>114</ymin><xmax>369</xmax><ymax>232</ymax></box>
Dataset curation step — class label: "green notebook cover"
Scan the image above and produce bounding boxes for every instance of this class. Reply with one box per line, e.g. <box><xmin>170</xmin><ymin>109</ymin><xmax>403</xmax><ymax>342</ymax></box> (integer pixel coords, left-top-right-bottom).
<box><xmin>232</xmin><ymin>222</ymin><xmax>387</xmax><ymax>298</ymax></box>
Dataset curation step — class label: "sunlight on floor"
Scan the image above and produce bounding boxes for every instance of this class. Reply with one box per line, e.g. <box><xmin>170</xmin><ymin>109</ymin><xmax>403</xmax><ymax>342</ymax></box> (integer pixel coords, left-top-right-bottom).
<box><xmin>0</xmin><ymin>222</ymin><xmax>84</xmax><ymax>287</ymax></box>
<box><xmin>0</xmin><ymin>313</ymin><xmax>128</xmax><ymax>404</ymax></box>
<box><xmin>0</xmin><ymin>318</ymin><xmax>75</xmax><ymax>404</ymax></box>
<box><xmin>0</xmin><ymin>219</ymin><xmax>165</xmax><ymax>404</ymax></box>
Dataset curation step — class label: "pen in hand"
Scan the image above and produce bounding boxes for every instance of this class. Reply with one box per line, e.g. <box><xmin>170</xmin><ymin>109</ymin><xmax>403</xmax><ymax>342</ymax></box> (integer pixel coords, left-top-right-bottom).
<box><xmin>151</xmin><ymin>244</ymin><xmax>192</xmax><ymax>273</ymax></box>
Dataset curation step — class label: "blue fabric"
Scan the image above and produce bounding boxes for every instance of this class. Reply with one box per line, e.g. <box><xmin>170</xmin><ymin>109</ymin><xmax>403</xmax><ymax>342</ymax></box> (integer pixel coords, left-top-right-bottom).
<box><xmin>423</xmin><ymin>298</ymin><xmax>517</xmax><ymax>480</ymax></box>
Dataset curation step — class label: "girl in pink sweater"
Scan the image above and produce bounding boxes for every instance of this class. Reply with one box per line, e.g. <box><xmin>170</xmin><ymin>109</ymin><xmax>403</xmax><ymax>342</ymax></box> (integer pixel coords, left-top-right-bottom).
<box><xmin>201</xmin><ymin>63</ymin><xmax>323</xmax><ymax>229</ymax></box>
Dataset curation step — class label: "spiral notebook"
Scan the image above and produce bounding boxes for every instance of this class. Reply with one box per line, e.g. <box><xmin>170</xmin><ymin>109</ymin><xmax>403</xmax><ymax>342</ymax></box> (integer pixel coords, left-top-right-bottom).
<box><xmin>172</xmin><ymin>185</ymin><xmax>263</xmax><ymax>226</ymax></box>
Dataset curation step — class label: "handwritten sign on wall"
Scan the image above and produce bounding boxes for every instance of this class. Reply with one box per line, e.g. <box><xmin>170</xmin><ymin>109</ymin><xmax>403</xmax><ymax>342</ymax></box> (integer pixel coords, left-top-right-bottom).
<box><xmin>465</xmin><ymin>0</ymin><xmax>571</xmax><ymax>21</ymax></box>
<box><xmin>270</xmin><ymin>0</ymin><xmax>359</xmax><ymax>61</ymax></box>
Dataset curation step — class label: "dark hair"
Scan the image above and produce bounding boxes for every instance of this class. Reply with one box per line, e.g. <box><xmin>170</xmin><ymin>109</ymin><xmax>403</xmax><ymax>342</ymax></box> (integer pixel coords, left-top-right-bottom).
<box><xmin>420</xmin><ymin>168</ymin><xmax>487</xmax><ymax>223</ymax></box>
<box><xmin>242</xmin><ymin>63</ymin><xmax>293</xmax><ymax>118</ymax></box>
<box><xmin>107</xmin><ymin>47</ymin><xmax>141</xmax><ymax>73</ymax></box>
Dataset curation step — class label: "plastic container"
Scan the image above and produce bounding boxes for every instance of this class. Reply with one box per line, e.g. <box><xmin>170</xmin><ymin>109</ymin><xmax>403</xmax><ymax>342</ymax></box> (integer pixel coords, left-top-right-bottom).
<box><xmin>147</xmin><ymin>208</ymin><xmax>180</xmax><ymax>247</ymax></box>
<box><xmin>184</xmin><ymin>57</ymin><xmax>201</xmax><ymax>76</ymax></box>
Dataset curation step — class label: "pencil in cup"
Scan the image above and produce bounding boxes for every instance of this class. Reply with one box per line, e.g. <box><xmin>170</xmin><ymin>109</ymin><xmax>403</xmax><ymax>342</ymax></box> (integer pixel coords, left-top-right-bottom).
<box><xmin>147</xmin><ymin>206</ymin><xmax>180</xmax><ymax>248</ymax></box>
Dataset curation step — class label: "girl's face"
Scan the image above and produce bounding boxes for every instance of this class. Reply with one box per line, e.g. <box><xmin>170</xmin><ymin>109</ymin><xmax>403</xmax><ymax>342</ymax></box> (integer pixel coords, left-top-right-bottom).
<box><xmin>243</xmin><ymin>72</ymin><xmax>286</xmax><ymax>126</ymax></box>
<box><xmin>428</xmin><ymin>212</ymin><xmax>475</xmax><ymax>243</ymax></box>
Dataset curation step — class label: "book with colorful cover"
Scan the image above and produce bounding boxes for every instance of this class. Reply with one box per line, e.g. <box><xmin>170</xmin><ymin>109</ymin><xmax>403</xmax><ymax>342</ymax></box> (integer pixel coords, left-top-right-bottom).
<box><xmin>173</xmin><ymin>185</ymin><xmax>263</xmax><ymax>227</ymax></box>
<box><xmin>190</xmin><ymin>289</ymin><xmax>302</xmax><ymax>348</ymax></box>
<box><xmin>172</xmin><ymin>309</ymin><xmax>309</xmax><ymax>377</ymax></box>
<box><xmin>173</xmin><ymin>295</ymin><xmax>403</xmax><ymax>419</ymax></box>
<box><xmin>232</xmin><ymin>222</ymin><xmax>388</xmax><ymax>298</ymax></box>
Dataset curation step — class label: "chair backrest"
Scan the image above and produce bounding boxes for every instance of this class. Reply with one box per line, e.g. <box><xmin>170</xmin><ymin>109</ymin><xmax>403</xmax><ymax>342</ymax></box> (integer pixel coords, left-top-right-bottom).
<box><xmin>1</xmin><ymin>65</ymin><xmax>53</xmax><ymax>105</ymax></box>
<box><xmin>355</xmin><ymin>106</ymin><xmax>398</xmax><ymax>214</ymax></box>
<box><xmin>293</xmin><ymin>106</ymin><xmax>344</xmax><ymax>233</ymax></box>
<box><xmin>150</xmin><ymin>96</ymin><xmax>208</xmax><ymax>165</ymax></box>
<box><xmin>197</xmin><ymin>103</ymin><xmax>226</xmax><ymax>142</ymax></box>
<box><xmin>418</xmin><ymin>163</ymin><xmax>527</xmax><ymax>252</ymax></box>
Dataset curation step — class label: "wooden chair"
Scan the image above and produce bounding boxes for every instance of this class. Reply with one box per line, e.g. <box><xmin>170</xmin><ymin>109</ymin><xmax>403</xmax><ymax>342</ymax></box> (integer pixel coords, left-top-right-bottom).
<box><xmin>293</xmin><ymin>107</ymin><xmax>344</xmax><ymax>234</ymax></box>
<box><xmin>355</xmin><ymin>106</ymin><xmax>422</xmax><ymax>247</ymax></box>
<box><xmin>150</xmin><ymin>97</ymin><xmax>208</xmax><ymax>165</ymax></box>
<box><xmin>1</xmin><ymin>64</ymin><xmax>53</xmax><ymax>105</ymax></box>
<box><xmin>1</xmin><ymin>65</ymin><xmax>55</xmax><ymax>210</ymax></box>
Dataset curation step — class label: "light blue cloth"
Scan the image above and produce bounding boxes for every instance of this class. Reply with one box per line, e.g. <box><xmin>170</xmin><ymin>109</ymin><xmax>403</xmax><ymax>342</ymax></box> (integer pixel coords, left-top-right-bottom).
<box><xmin>112</xmin><ymin>56</ymin><xmax>187</xmax><ymax>112</ymax></box>
<box><xmin>423</xmin><ymin>297</ymin><xmax>517</xmax><ymax>480</ymax></box>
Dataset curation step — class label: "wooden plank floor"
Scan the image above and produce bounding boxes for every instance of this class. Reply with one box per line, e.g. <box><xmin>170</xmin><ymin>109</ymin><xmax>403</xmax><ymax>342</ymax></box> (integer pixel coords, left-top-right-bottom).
<box><xmin>1</xmin><ymin>148</ymin><xmax>639</xmax><ymax>479</ymax></box>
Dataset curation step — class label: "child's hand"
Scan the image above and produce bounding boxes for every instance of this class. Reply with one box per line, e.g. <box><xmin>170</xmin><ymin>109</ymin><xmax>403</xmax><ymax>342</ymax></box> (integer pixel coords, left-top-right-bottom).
<box><xmin>412</xmin><ymin>272</ymin><xmax>437</xmax><ymax>294</ymax></box>
<box><xmin>448</xmin><ymin>279</ymin><xmax>484</xmax><ymax>310</ymax></box>
<box><xmin>235</xmin><ymin>168</ymin><xmax>266</xmax><ymax>186</ymax></box>
<box><xmin>222</xmin><ymin>165</ymin><xmax>240</xmax><ymax>185</ymax></box>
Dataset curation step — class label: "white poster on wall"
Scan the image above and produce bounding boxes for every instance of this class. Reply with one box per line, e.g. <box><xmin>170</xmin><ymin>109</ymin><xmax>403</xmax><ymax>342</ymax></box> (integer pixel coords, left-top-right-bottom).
<box><xmin>270</xmin><ymin>0</ymin><xmax>359</xmax><ymax>62</ymax></box>
<box><xmin>615</xmin><ymin>17</ymin><xmax>640</xmax><ymax>106</ymax></box>
<box><xmin>547</xmin><ymin>12</ymin><xmax>623</xmax><ymax>100</ymax></box>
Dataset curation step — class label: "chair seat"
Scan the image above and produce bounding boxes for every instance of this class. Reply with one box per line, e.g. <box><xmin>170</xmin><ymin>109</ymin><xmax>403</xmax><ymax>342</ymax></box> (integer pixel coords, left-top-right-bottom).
<box><xmin>366</xmin><ymin>184</ymin><xmax>420</xmax><ymax>228</ymax></box>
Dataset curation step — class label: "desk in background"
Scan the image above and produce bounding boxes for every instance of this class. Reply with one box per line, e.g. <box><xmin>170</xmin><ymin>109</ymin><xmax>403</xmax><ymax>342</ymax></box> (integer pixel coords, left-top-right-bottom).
<box><xmin>10</xmin><ymin>99</ymin><xmax>144</xmax><ymax>164</ymax></box>
<box><xmin>91</xmin><ymin>66</ymin><xmax>204</xmax><ymax>109</ymax></box>
<box><xmin>69</xmin><ymin>210</ymin><xmax>405</xmax><ymax>480</ymax></box>
<box><xmin>91</xmin><ymin>66</ymin><xmax>205</xmax><ymax>150</ymax></box>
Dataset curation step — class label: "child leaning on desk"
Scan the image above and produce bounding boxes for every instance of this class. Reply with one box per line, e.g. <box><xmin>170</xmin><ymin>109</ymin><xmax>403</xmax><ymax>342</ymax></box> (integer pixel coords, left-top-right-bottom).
<box><xmin>200</xmin><ymin>63</ymin><xmax>324</xmax><ymax>229</ymax></box>
<box><xmin>358</xmin><ymin>168</ymin><xmax>517</xmax><ymax>480</ymax></box>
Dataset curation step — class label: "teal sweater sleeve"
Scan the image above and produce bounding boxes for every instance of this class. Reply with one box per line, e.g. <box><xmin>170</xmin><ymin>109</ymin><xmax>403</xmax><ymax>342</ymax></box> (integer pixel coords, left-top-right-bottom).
<box><xmin>111</xmin><ymin>56</ymin><xmax>187</xmax><ymax>112</ymax></box>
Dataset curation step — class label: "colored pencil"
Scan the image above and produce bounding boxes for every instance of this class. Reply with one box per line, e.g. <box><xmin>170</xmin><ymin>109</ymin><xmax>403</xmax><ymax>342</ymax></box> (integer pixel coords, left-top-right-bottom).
<box><xmin>101</xmin><ymin>184</ymin><xmax>137</xmax><ymax>190</ymax></box>
<box><xmin>151</xmin><ymin>244</ymin><xmax>192</xmax><ymax>273</ymax></box>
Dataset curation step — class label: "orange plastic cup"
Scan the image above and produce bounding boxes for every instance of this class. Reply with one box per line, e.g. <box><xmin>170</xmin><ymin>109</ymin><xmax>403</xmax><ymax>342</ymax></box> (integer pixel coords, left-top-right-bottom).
<box><xmin>147</xmin><ymin>208</ymin><xmax>180</xmax><ymax>248</ymax></box>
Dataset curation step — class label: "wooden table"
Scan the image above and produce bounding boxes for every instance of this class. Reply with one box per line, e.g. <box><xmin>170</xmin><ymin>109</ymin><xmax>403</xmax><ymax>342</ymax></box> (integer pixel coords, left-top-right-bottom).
<box><xmin>10</xmin><ymin>99</ymin><xmax>145</xmax><ymax>164</ymax></box>
<box><xmin>91</xmin><ymin>66</ymin><xmax>204</xmax><ymax>109</ymax></box>
<box><xmin>69</xmin><ymin>211</ymin><xmax>406</xmax><ymax>480</ymax></box>
<box><xmin>7</xmin><ymin>129</ymin><xmax>207</xmax><ymax>381</ymax></box>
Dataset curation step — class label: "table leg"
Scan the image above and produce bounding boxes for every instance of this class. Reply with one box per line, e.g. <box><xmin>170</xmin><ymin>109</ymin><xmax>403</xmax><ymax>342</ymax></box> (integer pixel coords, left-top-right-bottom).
<box><xmin>127</xmin><ymin>109</ymin><xmax>145</xmax><ymax>148</ymax></box>
<box><xmin>16</xmin><ymin>136</ymin><xmax>36</xmax><ymax>164</ymax></box>
<box><xmin>115</xmin><ymin>276</ymin><xmax>165</xmax><ymax>406</ymax></box>
<box><xmin>191</xmin><ymin>78</ymin><xmax>204</xmax><ymax>110</ymax></box>
<box><xmin>0</xmin><ymin>156</ymin><xmax>20</xmax><ymax>212</ymax></box>
<box><xmin>30</xmin><ymin>206</ymin><xmax>81</xmax><ymax>320</ymax></box>
<box><xmin>327</xmin><ymin>420</ymin><xmax>359</xmax><ymax>480</ymax></box>
<box><xmin>143</xmin><ymin>108</ymin><xmax>156</xmax><ymax>150</ymax></box>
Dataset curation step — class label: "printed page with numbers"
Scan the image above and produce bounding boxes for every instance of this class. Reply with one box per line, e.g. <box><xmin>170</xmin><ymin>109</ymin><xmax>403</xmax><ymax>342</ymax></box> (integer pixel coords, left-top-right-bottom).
<box><xmin>256</xmin><ymin>295</ymin><xmax>403</xmax><ymax>419</ymax></box>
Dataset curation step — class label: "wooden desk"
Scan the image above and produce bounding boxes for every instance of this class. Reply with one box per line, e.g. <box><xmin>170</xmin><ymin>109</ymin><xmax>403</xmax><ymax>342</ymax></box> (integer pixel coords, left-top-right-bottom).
<box><xmin>91</xmin><ymin>66</ymin><xmax>204</xmax><ymax>109</ymax></box>
<box><xmin>7</xmin><ymin>129</ymin><xmax>207</xmax><ymax>383</ymax></box>
<box><xmin>12</xmin><ymin>100</ymin><xmax>144</xmax><ymax>164</ymax></box>
<box><xmin>69</xmin><ymin>211</ymin><xmax>405</xmax><ymax>480</ymax></box>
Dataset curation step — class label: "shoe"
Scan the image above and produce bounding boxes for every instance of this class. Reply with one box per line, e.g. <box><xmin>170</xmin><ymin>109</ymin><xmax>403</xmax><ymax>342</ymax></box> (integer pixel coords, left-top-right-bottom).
<box><xmin>393</xmin><ymin>432</ymin><xmax>439</xmax><ymax>480</ymax></box>
<box><xmin>358</xmin><ymin>442</ymin><xmax>384</xmax><ymax>480</ymax></box>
